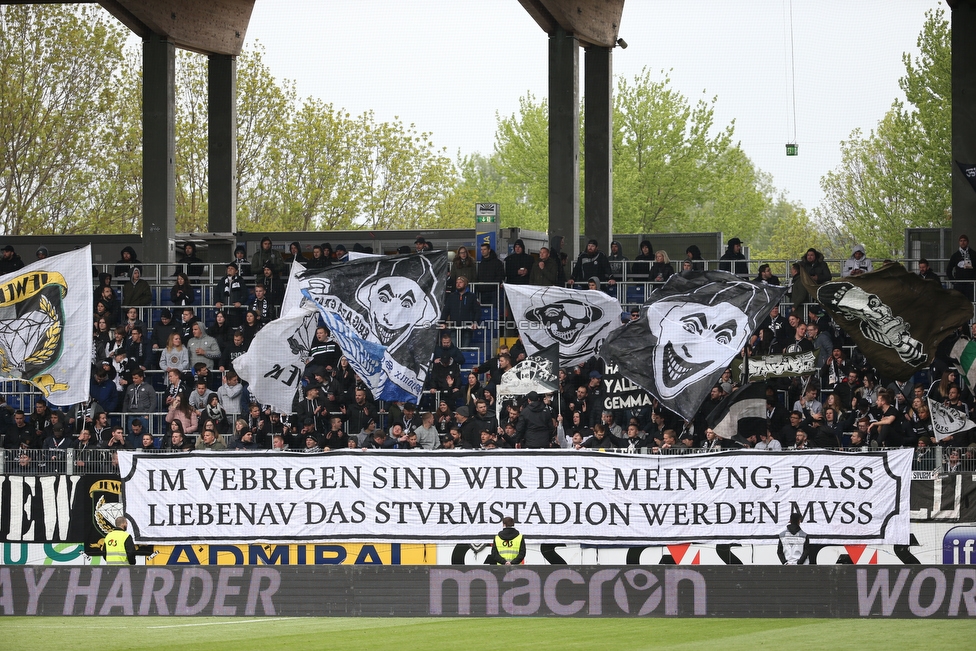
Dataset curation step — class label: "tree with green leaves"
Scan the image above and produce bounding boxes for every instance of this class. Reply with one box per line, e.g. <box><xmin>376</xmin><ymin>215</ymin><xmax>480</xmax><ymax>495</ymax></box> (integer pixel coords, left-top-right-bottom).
<box><xmin>0</xmin><ymin>4</ymin><xmax>131</xmax><ymax>235</ymax></box>
<box><xmin>816</xmin><ymin>8</ymin><xmax>950</xmax><ymax>257</ymax></box>
<box><xmin>445</xmin><ymin>70</ymin><xmax>775</xmax><ymax>242</ymax></box>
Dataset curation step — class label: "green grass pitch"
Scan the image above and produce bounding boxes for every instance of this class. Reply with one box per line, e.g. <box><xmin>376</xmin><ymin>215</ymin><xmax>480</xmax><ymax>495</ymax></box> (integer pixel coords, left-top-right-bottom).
<box><xmin>1</xmin><ymin>617</ymin><xmax>974</xmax><ymax>651</ymax></box>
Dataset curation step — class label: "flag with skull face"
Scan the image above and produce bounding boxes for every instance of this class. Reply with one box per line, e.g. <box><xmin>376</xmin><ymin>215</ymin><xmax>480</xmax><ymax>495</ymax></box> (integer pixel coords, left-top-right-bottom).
<box><xmin>504</xmin><ymin>284</ymin><xmax>624</xmax><ymax>367</ymax></box>
<box><xmin>600</xmin><ymin>271</ymin><xmax>786</xmax><ymax>421</ymax></box>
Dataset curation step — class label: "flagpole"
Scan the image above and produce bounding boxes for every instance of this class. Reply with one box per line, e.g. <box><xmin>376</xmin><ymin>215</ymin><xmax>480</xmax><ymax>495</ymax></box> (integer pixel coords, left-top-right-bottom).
<box><xmin>741</xmin><ymin>345</ymin><xmax>749</xmax><ymax>385</ymax></box>
<box><xmin>557</xmin><ymin>343</ymin><xmax>563</xmax><ymax>418</ymax></box>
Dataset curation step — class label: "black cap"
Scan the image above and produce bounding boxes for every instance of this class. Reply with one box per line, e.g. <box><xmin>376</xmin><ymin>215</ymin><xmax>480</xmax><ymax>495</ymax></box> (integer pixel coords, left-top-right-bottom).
<box><xmin>415</xmin><ymin>236</ymin><xmax>426</xmax><ymax>244</ymax></box>
<box><xmin>335</xmin><ymin>244</ymin><xmax>347</xmax><ymax>252</ymax></box>
<box><xmin>159</xmin><ymin>308</ymin><xmax>172</xmax><ymax>318</ymax></box>
<box><xmin>526</xmin><ymin>391</ymin><xmax>540</xmax><ymax>402</ymax></box>
<box><xmin>728</xmin><ymin>237</ymin><xmax>743</xmax><ymax>246</ymax></box>
<box><xmin>1</xmin><ymin>245</ymin><xmax>12</xmax><ymax>253</ymax></box>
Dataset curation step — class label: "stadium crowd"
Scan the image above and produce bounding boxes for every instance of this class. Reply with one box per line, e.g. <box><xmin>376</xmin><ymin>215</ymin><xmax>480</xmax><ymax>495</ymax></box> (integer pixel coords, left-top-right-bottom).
<box><xmin>0</xmin><ymin>235</ymin><xmax>974</xmax><ymax>475</ymax></box>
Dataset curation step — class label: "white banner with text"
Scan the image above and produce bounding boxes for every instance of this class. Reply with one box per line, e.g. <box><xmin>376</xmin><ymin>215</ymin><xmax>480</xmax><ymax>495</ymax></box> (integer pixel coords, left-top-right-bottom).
<box><xmin>118</xmin><ymin>449</ymin><xmax>912</xmax><ymax>545</ymax></box>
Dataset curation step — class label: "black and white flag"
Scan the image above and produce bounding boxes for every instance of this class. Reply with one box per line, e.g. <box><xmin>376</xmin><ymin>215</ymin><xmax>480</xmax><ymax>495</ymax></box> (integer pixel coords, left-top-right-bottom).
<box><xmin>600</xmin><ymin>271</ymin><xmax>785</xmax><ymax>420</ymax></box>
<box><xmin>296</xmin><ymin>252</ymin><xmax>448</xmax><ymax>403</ymax></box>
<box><xmin>601</xmin><ymin>362</ymin><xmax>655</xmax><ymax>412</ymax></box>
<box><xmin>957</xmin><ymin>160</ymin><xmax>976</xmax><ymax>194</ymax></box>
<box><xmin>505</xmin><ymin>284</ymin><xmax>623</xmax><ymax>367</ymax></box>
<box><xmin>706</xmin><ymin>382</ymin><xmax>769</xmax><ymax>440</ymax></box>
<box><xmin>731</xmin><ymin>350</ymin><xmax>818</xmax><ymax>383</ymax></box>
<box><xmin>802</xmin><ymin>263</ymin><xmax>973</xmax><ymax>381</ymax></box>
<box><xmin>235</xmin><ymin>310</ymin><xmax>320</xmax><ymax>413</ymax></box>
<box><xmin>928</xmin><ymin>397</ymin><xmax>976</xmax><ymax>443</ymax></box>
<box><xmin>496</xmin><ymin>344</ymin><xmax>559</xmax><ymax>419</ymax></box>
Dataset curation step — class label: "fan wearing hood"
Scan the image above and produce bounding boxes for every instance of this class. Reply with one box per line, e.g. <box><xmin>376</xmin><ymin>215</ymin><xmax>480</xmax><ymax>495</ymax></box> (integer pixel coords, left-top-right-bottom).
<box><xmin>114</xmin><ymin>246</ymin><xmax>141</xmax><ymax>280</ymax></box>
<box><xmin>177</xmin><ymin>242</ymin><xmax>204</xmax><ymax>277</ymax></box>
<box><xmin>608</xmin><ymin>240</ymin><xmax>628</xmax><ymax>279</ymax></box>
<box><xmin>632</xmin><ymin>240</ymin><xmax>655</xmax><ymax>280</ymax></box>
<box><xmin>841</xmin><ymin>245</ymin><xmax>873</xmax><ymax>277</ymax></box>
<box><xmin>685</xmin><ymin>245</ymin><xmax>705</xmax><ymax>272</ymax></box>
<box><xmin>504</xmin><ymin>239</ymin><xmax>534</xmax><ymax>286</ymax></box>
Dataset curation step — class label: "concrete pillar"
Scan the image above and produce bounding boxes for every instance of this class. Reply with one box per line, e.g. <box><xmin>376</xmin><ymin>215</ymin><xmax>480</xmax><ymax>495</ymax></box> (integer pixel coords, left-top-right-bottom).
<box><xmin>548</xmin><ymin>26</ymin><xmax>580</xmax><ymax>267</ymax></box>
<box><xmin>142</xmin><ymin>34</ymin><xmax>176</xmax><ymax>267</ymax></box>
<box><xmin>584</xmin><ymin>45</ymin><xmax>613</xmax><ymax>253</ymax></box>
<box><xmin>953</xmin><ymin>0</ymin><xmax>976</xmax><ymax>240</ymax></box>
<box><xmin>208</xmin><ymin>54</ymin><xmax>238</xmax><ymax>263</ymax></box>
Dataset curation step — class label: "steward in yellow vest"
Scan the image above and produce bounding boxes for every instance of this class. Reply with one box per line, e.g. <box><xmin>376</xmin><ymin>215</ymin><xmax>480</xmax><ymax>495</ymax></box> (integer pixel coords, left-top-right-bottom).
<box><xmin>487</xmin><ymin>516</ymin><xmax>525</xmax><ymax>565</ymax></box>
<box><xmin>103</xmin><ymin>516</ymin><xmax>136</xmax><ymax>565</ymax></box>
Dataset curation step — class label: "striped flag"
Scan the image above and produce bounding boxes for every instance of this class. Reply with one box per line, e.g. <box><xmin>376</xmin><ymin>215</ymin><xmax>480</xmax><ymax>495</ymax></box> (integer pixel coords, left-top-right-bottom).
<box><xmin>950</xmin><ymin>338</ymin><xmax>976</xmax><ymax>388</ymax></box>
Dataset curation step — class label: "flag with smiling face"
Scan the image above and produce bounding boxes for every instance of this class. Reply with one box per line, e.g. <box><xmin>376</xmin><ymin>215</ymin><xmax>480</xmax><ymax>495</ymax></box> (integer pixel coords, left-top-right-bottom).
<box><xmin>298</xmin><ymin>252</ymin><xmax>448</xmax><ymax>403</ymax></box>
<box><xmin>600</xmin><ymin>271</ymin><xmax>786</xmax><ymax>420</ymax></box>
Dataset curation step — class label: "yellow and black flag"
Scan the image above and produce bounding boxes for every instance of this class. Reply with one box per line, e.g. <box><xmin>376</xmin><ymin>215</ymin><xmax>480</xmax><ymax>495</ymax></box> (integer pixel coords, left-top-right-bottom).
<box><xmin>0</xmin><ymin>246</ymin><xmax>92</xmax><ymax>402</ymax></box>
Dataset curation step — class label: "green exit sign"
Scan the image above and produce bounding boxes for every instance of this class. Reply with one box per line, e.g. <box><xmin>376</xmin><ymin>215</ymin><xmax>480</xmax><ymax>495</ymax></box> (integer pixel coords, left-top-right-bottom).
<box><xmin>477</xmin><ymin>215</ymin><xmax>496</xmax><ymax>223</ymax></box>
<box><xmin>785</xmin><ymin>143</ymin><xmax>798</xmax><ymax>156</ymax></box>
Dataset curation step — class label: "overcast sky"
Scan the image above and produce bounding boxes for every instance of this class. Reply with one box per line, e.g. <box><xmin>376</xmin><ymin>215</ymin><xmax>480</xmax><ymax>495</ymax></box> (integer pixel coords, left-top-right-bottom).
<box><xmin>243</xmin><ymin>0</ymin><xmax>944</xmax><ymax>213</ymax></box>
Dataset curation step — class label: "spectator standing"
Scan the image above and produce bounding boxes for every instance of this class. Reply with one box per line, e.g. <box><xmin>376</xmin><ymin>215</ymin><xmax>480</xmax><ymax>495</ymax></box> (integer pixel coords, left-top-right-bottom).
<box><xmin>449</xmin><ymin>245</ymin><xmax>478</xmax><ymax>288</ymax></box>
<box><xmin>632</xmin><ymin>240</ymin><xmax>655</xmax><ymax>280</ymax></box>
<box><xmin>121</xmin><ymin>266</ymin><xmax>151</xmax><ymax>307</ymax></box>
<box><xmin>251</xmin><ymin>236</ymin><xmax>286</xmax><ymax>277</ymax></box>
<box><xmin>504</xmin><ymin>239</ymin><xmax>534</xmax><ymax>286</ymax></box>
<box><xmin>477</xmin><ymin>242</ymin><xmax>505</xmax><ymax>305</ymax></box>
<box><xmin>170</xmin><ymin>273</ymin><xmax>195</xmax><ymax>306</ymax></box>
<box><xmin>0</xmin><ymin>245</ymin><xmax>25</xmax><ymax>275</ymax></box>
<box><xmin>215</xmin><ymin>262</ymin><xmax>248</xmax><ymax>327</ymax></box>
<box><xmin>529</xmin><ymin>246</ymin><xmax>561</xmax><ymax>287</ymax></box>
<box><xmin>608</xmin><ymin>240</ymin><xmax>628</xmax><ymax>280</ymax></box>
<box><xmin>114</xmin><ymin>246</ymin><xmax>141</xmax><ymax>280</ymax></box>
<box><xmin>187</xmin><ymin>322</ymin><xmax>221</xmax><ymax>370</ymax></box>
<box><xmin>917</xmin><ymin>258</ymin><xmax>940</xmax><ymax>282</ymax></box>
<box><xmin>648</xmin><ymin>250</ymin><xmax>675</xmax><ymax>283</ymax></box>
<box><xmin>947</xmin><ymin>234</ymin><xmax>976</xmax><ymax>299</ymax></box>
<box><xmin>841</xmin><ymin>244</ymin><xmax>873</xmax><ymax>277</ymax></box>
<box><xmin>442</xmin><ymin>276</ymin><xmax>480</xmax><ymax>347</ymax></box>
<box><xmin>569</xmin><ymin>240</ymin><xmax>614</xmax><ymax>287</ymax></box>
<box><xmin>176</xmin><ymin>242</ymin><xmax>204</xmax><ymax>277</ymax></box>
<box><xmin>718</xmin><ymin>237</ymin><xmax>748</xmax><ymax>276</ymax></box>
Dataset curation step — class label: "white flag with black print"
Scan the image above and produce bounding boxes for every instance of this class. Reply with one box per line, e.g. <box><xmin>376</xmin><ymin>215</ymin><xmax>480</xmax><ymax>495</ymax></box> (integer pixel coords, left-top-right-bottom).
<box><xmin>234</xmin><ymin>309</ymin><xmax>320</xmax><ymax>413</ymax></box>
<box><xmin>281</xmin><ymin>256</ymin><xmax>311</xmax><ymax>318</ymax></box>
<box><xmin>600</xmin><ymin>271</ymin><xmax>786</xmax><ymax>421</ymax></box>
<box><xmin>928</xmin><ymin>397</ymin><xmax>976</xmax><ymax>442</ymax></box>
<box><xmin>0</xmin><ymin>246</ymin><xmax>92</xmax><ymax>403</ymax></box>
<box><xmin>504</xmin><ymin>283</ymin><xmax>623</xmax><ymax>368</ymax></box>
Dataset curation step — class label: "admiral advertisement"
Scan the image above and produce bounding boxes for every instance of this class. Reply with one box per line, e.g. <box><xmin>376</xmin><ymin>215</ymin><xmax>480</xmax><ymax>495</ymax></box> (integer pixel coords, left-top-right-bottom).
<box><xmin>118</xmin><ymin>449</ymin><xmax>913</xmax><ymax>545</ymax></box>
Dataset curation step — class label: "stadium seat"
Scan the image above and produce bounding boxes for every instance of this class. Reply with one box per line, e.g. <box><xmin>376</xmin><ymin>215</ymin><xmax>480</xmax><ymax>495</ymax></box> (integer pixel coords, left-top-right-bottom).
<box><xmin>462</xmin><ymin>349</ymin><xmax>480</xmax><ymax>367</ymax></box>
<box><xmin>626</xmin><ymin>285</ymin><xmax>645</xmax><ymax>304</ymax></box>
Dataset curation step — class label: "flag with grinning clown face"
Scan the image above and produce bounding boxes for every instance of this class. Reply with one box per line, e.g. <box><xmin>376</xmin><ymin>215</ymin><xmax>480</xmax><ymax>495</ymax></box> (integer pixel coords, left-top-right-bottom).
<box><xmin>504</xmin><ymin>284</ymin><xmax>624</xmax><ymax>367</ymax></box>
<box><xmin>239</xmin><ymin>252</ymin><xmax>448</xmax><ymax>406</ymax></box>
<box><xmin>600</xmin><ymin>271</ymin><xmax>786</xmax><ymax>421</ymax></box>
